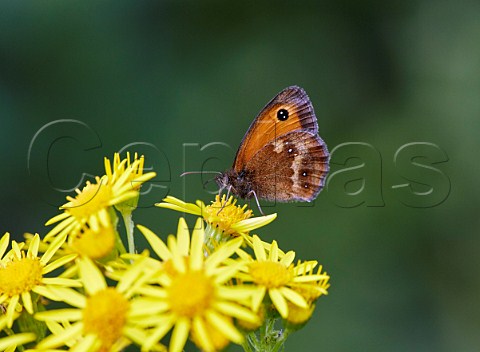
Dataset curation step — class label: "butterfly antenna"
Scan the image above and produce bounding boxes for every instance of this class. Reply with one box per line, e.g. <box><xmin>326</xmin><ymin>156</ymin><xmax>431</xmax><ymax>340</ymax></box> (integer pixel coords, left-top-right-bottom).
<box><xmin>180</xmin><ymin>171</ymin><xmax>222</xmax><ymax>177</ymax></box>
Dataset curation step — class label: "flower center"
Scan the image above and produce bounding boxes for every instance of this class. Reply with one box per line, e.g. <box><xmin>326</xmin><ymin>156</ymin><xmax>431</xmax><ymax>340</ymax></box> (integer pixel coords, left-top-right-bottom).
<box><xmin>204</xmin><ymin>195</ymin><xmax>253</xmax><ymax>235</ymax></box>
<box><xmin>0</xmin><ymin>258</ymin><xmax>43</xmax><ymax>297</ymax></box>
<box><xmin>248</xmin><ymin>261</ymin><xmax>293</xmax><ymax>288</ymax></box>
<box><xmin>64</xmin><ymin>178</ymin><xmax>112</xmax><ymax>220</ymax></box>
<box><xmin>83</xmin><ymin>288</ymin><xmax>130</xmax><ymax>350</ymax></box>
<box><xmin>71</xmin><ymin>225</ymin><xmax>115</xmax><ymax>260</ymax></box>
<box><xmin>167</xmin><ymin>271</ymin><xmax>214</xmax><ymax>318</ymax></box>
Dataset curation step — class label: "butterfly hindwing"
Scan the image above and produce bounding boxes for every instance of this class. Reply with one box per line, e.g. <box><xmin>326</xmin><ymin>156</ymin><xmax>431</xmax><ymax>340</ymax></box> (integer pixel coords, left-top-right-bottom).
<box><xmin>244</xmin><ymin>131</ymin><xmax>329</xmax><ymax>202</ymax></box>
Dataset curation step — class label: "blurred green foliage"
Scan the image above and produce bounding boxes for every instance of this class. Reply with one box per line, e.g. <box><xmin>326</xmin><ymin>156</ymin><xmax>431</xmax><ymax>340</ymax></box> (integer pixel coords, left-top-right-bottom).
<box><xmin>1</xmin><ymin>1</ymin><xmax>479</xmax><ymax>351</ymax></box>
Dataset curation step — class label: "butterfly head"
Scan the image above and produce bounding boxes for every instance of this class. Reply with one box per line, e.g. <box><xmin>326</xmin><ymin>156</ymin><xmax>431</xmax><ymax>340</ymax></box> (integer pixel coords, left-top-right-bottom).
<box><xmin>214</xmin><ymin>172</ymin><xmax>230</xmax><ymax>194</ymax></box>
<box><xmin>215</xmin><ymin>169</ymin><xmax>254</xmax><ymax>200</ymax></box>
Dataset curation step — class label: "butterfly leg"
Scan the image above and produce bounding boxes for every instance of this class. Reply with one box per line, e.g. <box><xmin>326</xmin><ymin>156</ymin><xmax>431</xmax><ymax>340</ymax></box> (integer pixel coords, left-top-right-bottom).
<box><xmin>217</xmin><ymin>185</ymin><xmax>233</xmax><ymax>215</ymax></box>
<box><xmin>247</xmin><ymin>190</ymin><xmax>265</xmax><ymax>216</ymax></box>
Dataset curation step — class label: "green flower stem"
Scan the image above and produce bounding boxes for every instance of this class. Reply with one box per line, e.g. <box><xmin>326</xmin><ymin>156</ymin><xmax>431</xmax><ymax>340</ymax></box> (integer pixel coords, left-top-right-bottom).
<box><xmin>114</xmin><ymin>227</ymin><xmax>127</xmax><ymax>255</ymax></box>
<box><xmin>121</xmin><ymin>210</ymin><xmax>135</xmax><ymax>254</ymax></box>
<box><xmin>242</xmin><ymin>338</ymin><xmax>254</xmax><ymax>352</ymax></box>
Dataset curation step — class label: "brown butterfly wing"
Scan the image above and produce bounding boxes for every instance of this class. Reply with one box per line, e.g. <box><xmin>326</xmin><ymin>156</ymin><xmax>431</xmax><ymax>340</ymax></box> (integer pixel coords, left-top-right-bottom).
<box><xmin>233</xmin><ymin>86</ymin><xmax>318</xmax><ymax>171</ymax></box>
<box><xmin>244</xmin><ymin>131</ymin><xmax>329</xmax><ymax>202</ymax></box>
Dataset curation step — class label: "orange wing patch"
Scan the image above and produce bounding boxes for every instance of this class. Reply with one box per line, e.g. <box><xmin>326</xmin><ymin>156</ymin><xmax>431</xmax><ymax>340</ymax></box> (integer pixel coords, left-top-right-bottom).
<box><xmin>233</xmin><ymin>86</ymin><xmax>318</xmax><ymax>171</ymax></box>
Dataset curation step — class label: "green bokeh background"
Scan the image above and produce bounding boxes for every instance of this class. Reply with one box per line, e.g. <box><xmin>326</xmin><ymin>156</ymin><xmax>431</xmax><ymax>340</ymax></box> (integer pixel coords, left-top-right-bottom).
<box><xmin>1</xmin><ymin>1</ymin><xmax>479</xmax><ymax>351</ymax></box>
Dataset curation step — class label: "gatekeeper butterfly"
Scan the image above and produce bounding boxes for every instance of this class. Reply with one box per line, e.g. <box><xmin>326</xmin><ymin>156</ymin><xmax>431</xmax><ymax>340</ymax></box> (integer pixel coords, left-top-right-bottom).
<box><xmin>215</xmin><ymin>86</ymin><xmax>329</xmax><ymax>206</ymax></box>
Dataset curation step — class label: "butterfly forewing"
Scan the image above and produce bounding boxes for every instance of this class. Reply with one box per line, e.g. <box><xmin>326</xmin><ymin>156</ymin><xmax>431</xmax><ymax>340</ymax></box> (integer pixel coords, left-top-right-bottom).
<box><xmin>233</xmin><ymin>86</ymin><xmax>318</xmax><ymax>171</ymax></box>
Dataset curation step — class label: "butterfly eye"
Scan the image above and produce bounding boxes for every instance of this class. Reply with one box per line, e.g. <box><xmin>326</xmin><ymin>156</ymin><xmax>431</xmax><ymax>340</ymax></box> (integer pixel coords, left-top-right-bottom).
<box><xmin>277</xmin><ymin>109</ymin><xmax>289</xmax><ymax>121</ymax></box>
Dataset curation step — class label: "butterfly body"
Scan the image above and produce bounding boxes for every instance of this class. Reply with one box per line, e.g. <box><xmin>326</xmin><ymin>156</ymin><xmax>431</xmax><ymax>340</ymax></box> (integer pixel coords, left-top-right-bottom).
<box><xmin>215</xmin><ymin>86</ymin><xmax>329</xmax><ymax>203</ymax></box>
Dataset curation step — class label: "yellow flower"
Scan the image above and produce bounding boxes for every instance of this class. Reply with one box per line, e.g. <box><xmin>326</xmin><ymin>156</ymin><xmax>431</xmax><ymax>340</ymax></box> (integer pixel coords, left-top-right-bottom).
<box><xmin>284</xmin><ymin>301</ymin><xmax>316</xmax><ymax>326</ymax></box>
<box><xmin>0</xmin><ymin>313</ymin><xmax>36</xmax><ymax>351</ymax></box>
<box><xmin>104</xmin><ymin>152</ymin><xmax>157</xmax><ymax>212</ymax></box>
<box><xmin>104</xmin><ymin>152</ymin><xmax>154</xmax><ymax>190</ymax></box>
<box><xmin>34</xmin><ymin>257</ymin><xmax>165</xmax><ymax>352</ymax></box>
<box><xmin>236</xmin><ymin>235</ymin><xmax>329</xmax><ymax>319</ymax></box>
<box><xmin>284</xmin><ymin>263</ymin><xmax>330</xmax><ymax>326</ymax></box>
<box><xmin>69</xmin><ymin>222</ymin><xmax>116</xmax><ymax>260</ymax></box>
<box><xmin>135</xmin><ymin>218</ymin><xmax>259</xmax><ymax>352</ymax></box>
<box><xmin>156</xmin><ymin>195</ymin><xmax>276</xmax><ymax>250</ymax></box>
<box><xmin>44</xmin><ymin>176</ymin><xmax>130</xmax><ymax>242</ymax></box>
<box><xmin>286</xmin><ymin>261</ymin><xmax>330</xmax><ymax>330</ymax></box>
<box><xmin>44</xmin><ymin>153</ymin><xmax>156</xmax><ymax>243</ymax></box>
<box><xmin>291</xmin><ymin>262</ymin><xmax>330</xmax><ymax>302</ymax></box>
<box><xmin>0</xmin><ymin>232</ymin><xmax>79</xmax><ymax>328</ymax></box>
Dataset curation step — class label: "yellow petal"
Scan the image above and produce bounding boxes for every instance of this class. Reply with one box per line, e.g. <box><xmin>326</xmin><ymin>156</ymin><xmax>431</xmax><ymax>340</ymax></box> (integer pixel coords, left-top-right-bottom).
<box><xmin>280</xmin><ymin>250</ymin><xmax>295</xmax><ymax>266</ymax></box>
<box><xmin>27</xmin><ymin>234</ymin><xmax>40</xmax><ymax>258</ymax></box>
<box><xmin>6</xmin><ymin>295</ymin><xmax>19</xmax><ymax>328</ymax></box>
<box><xmin>251</xmin><ymin>286</ymin><xmax>267</xmax><ymax>312</ymax></box>
<box><xmin>37</xmin><ymin>322</ymin><xmax>83</xmax><ymax>349</ymax></box>
<box><xmin>70</xmin><ymin>333</ymin><xmax>97</xmax><ymax>352</ymax></box>
<box><xmin>231</xmin><ymin>213</ymin><xmax>277</xmax><ymax>233</ymax></box>
<box><xmin>268</xmin><ymin>240</ymin><xmax>279</xmax><ymax>262</ymax></box>
<box><xmin>42</xmin><ymin>277</ymin><xmax>82</xmax><ymax>287</ymax></box>
<box><xmin>205</xmin><ymin>310</ymin><xmax>243</xmax><ymax>343</ymax></box>
<box><xmin>44</xmin><ymin>211</ymin><xmax>70</xmax><ymax>226</ymax></box>
<box><xmin>190</xmin><ymin>218</ymin><xmax>204</xmax><ymax>271</ymax></box>
<box><xmin>47</xmin><ymin>287</ymin><xmax>86</xmax><ymax>308</ymax></box>
<box><xmin>143</xmin><ymin>315</ymin><xmax>175</xmax><ymax>351</ymax></box>
<box><xmin>21</xmin><ymin>291</ymin><xmax>33</xmax><ymax>314</ymax></box>
<box><xmin>0</xmin><ymin>333</ymin><xmax>36</xmax><ymax>351</ymax></box>
<box><xmin>176</xmin><ymin>217</ymin><xmax>191</xmax><ymax>257</ymax></box>
<box><xmin>269</xmin><ymin>288</ymin><xmax>288</xmax><ymax>318</ymax></box>
<box><xmin>43</xmin><ymin>253</ymin><xmax>78</xmax><ymax>274</ymax></box>
<box><xmin>41</xmin><ymin>232</ymin><xmax>70</xmax><ymax>265</ymax></box>
<box><xmin>170</xmin><ymin>317</ymin><xmax>190</xmax><ymax>352</ymax></box>
<box><xmin>252</xmin><ymin>235</ymin><xmax>266</xmax><ymax>261</ymax></box>
<box><xmin>279</xmin><ymin>287</ymin><xmax>308</xmax><ymax>308</ymax></box>
<box><xmin>205</xmin><ymin>238</ymin><xmax>243</xmax><ymax>274</ymax></box>
<box><xmin>78</xmin><ymin>257</ymin><xmax>107</xmax><ymax>296</ymax></box>
<box><xmin>156</xmin><ymin>196</ymin><xmax>202</xmax><ymax>216</ymax></box>
<box><xmin>192</xmin><ymin>316</ymin><xmax>213</xmax><ymax>352</ymax></box>
<box><xmin>213</xmin><ymin>301</ymin><xmax>258</xmax><ymax>323</ymax></box>
<box><xmin>137</xmin><ymin>224</ymin><xmax>172</xmax><ymax>261</ymax></box>
<box><xmin>35</xmin><ymin>308</ymin><xmax>83</xmax><ymax>322</ymax></box>
<box><xmin>0</xmin><ymin>232</ymin><xmax>10</xmax><ymax>258</ymax></box>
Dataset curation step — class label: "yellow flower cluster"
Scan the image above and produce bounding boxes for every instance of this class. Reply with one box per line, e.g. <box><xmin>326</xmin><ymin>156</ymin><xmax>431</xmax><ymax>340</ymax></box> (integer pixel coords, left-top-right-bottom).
<box><xmin>0</xmin><ymin>153</ymin><xmax>330</xmax><ymax>352</ymax></box>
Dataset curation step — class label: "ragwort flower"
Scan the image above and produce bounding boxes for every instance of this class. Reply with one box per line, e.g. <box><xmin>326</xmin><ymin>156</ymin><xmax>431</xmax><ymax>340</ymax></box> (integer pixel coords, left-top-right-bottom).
<box><xmin>34</xmin><ymin>256</ymin><xmax>165</xmax><ymax>351</ymax></box>
<box><xmin>156</xmin><ymin>195</ymin><xmax>276</xmax><ymax>250</ymax></box>
<box><xmin>0</xmin><ymin>232</ymin><xmax>79</xmax><ymax>328</ymax></box>
<box><xmin>236</xmin><ymin>235</ymin><xmax>329</xmax><ymax>319</ymax></box>
<box><xmin>135</xmin><ymin>218</ymin><xmax>259</xmax><ymax>352</ymax></box>
<box><xmin>44</xmin><ymin>153</ymin><xmax>156</xmax><ymax>244</ymax></box>
<box><xmin>104</xmin><ymin>152</ymin><xmax>156</xmax><ymax>212</ymax></box>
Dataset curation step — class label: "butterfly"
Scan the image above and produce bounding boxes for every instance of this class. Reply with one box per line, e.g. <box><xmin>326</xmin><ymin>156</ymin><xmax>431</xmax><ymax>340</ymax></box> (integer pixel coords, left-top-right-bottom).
<box><xmin>215</xmin><ymin>86</ymin><xmax>329</xmax><ymax>208</ymax></box>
